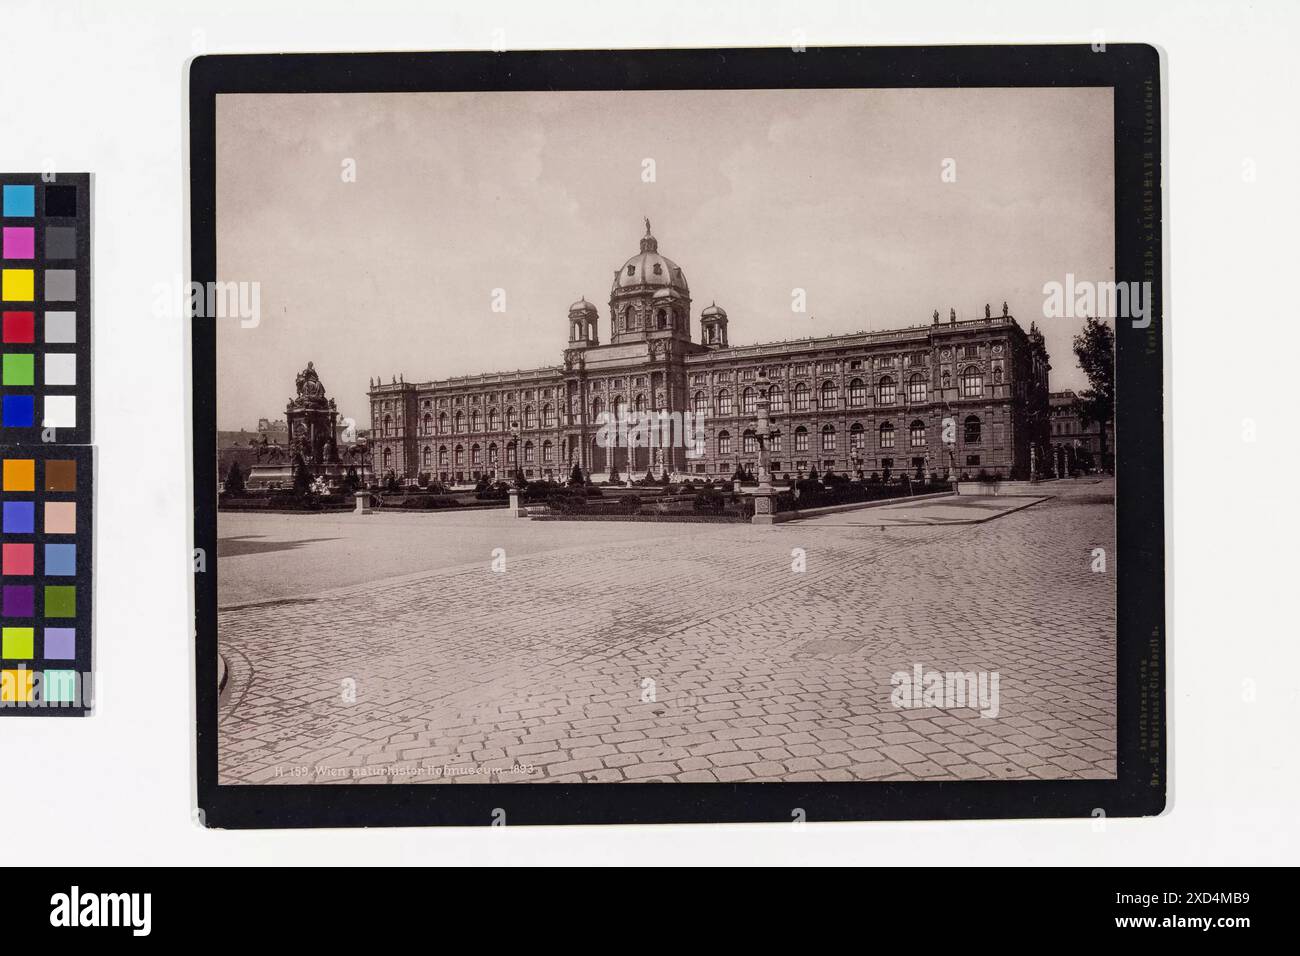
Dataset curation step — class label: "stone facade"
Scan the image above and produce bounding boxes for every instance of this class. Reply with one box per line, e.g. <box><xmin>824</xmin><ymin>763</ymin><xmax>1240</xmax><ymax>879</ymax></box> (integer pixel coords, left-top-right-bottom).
<box><xmin>369</xmin><ymin>225</ymin><xmax>1052</xmax><ymax>484</ymax></box>
<box><xmin>1049</xmin><ymin>389</ymin><xmax>1111</xmax><ymax>474</ymax></box>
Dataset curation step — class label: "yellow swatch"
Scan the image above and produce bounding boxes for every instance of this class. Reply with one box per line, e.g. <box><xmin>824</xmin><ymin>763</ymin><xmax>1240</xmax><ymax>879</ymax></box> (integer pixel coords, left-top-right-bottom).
<box><xmin>1</xmin><ymin>269</ymin><xmax>34</xmax><ymax>302</ymax></box>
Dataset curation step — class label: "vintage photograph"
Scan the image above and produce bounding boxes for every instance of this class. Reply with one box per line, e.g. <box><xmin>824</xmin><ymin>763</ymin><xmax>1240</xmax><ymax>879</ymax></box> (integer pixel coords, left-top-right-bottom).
<box><xmin>213</xmin><ymin>87</ymin><xmax>1118</xmax><ymax>787</ymax></box>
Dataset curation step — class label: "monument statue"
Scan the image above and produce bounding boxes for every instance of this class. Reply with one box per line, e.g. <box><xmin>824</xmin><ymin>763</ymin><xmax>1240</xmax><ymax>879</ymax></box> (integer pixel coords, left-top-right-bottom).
<box><xmin>293</xmin><ymin>361</ymin><xmax>327</xmax><ymax>405</ymax></box>
<box><xmin>244</xmin><ymin>360</ymin><xmax>366</xmax><ymax>490</ymax></box>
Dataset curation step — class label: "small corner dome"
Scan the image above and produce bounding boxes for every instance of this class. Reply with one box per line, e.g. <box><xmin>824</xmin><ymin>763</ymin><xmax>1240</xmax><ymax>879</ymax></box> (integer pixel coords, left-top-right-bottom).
<box><xmin>568</xmin><ymin>297</ymin><xmax>598</xmax><ymax>314</ymax></box>
<box><xmin>701</xmin><ymin>302</ymin><xmax>727</xmax><ymax>319</ymax></box>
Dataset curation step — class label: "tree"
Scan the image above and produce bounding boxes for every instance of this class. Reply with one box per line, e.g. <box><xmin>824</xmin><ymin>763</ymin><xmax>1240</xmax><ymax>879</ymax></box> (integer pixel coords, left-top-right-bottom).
<box><xmin>568</xmin><ymin>463</ymin><xmax>585</xmax><ymax>487</ymax></box>
<box><xmin>224</xmin><ymin>460</ymin><xmax>246</xmax><ymax>497</ymax></box>
<box><xmin>292</xmin><ymin>454</ymin><xmax>312</xmax><ymax>497</ymax></box>
<box><xmin>1072</xmin><ymin>317</ymin><xmax>1115</xmax><ymax>466</ymax></box>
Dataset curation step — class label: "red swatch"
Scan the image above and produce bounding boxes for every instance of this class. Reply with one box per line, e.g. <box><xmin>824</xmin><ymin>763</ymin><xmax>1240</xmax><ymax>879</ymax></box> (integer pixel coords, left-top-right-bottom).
<box><xmin>2</xmin><ymin>311</ymin><xmax>34</xmax><ymax>344</ymax></box>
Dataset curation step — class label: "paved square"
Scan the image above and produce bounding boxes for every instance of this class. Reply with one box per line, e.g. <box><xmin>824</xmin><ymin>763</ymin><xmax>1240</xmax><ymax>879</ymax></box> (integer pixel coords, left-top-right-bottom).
<box><xmin>216</xmin><ymin>479</ymin><xmax>1116</xmax><ymax>784</ymax></box>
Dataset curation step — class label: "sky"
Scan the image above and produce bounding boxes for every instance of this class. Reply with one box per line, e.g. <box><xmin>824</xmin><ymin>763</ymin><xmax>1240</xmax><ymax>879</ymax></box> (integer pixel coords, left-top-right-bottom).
<box><xmin>215</xmin><ymin>88</ymin><xmax>1113</xmax><ymax>430</ymax></box>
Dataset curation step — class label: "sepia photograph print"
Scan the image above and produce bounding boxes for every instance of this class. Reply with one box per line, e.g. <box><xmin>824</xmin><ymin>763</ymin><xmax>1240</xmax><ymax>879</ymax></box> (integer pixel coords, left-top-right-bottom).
<box><xmin>193</xmin><ymin>47</ymin><xmax>1163</xmax><ymax>825</ymax></box>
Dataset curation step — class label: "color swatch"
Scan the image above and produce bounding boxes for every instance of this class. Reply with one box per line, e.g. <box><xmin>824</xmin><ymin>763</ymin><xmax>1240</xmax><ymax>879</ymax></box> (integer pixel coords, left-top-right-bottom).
<box><xmin>0</xmin><ymin>445</ymin><xmax>91</xmax><ymax>715</ymax></box>
<box><xmin>1</xmin><ymin>174</ymin><xmax>90</xmax><ymax>444</ymax></box>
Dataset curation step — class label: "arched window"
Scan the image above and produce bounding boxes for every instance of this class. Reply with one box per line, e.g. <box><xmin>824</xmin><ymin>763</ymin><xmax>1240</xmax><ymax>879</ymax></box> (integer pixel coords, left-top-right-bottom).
<box><xmin>848</xmin><ymin>378</ymin><xmax>866</xmax><ymax>407</ymax></box>
<box><xmin>438</xmin><ymin>446</ymin><xmax>448</xmax><ymax>467</ymax></box>
<box><xmin>487</xmin><ymin>443</ymin><xmax>498</xmax><ymax>465</ymax></box>
<box><xmin>543</xmin><ymin>404</ymin><xmax>555</xmax><ymax>428</ymax></box>
<box><xmin>471</xmin><ymin>444</ymin><xmax>482</xmax><ymax>465</ymax></box>
<box><xmin>961</xmin><ymin>366</ymin><xmax>983</xmax><ymax>399</ymax></box>
<box><xmin>879</xmin><ymin>422</ymin><xmax>896</xmax><ymax>449</ymax></box>
<box><xmin>964</xmin><ymin>415</ymin><xmax>982</xmax><ymax>444</ymax></box>
<box><xmin>382</xmin><ymin>447</ymin><xmax>392</xmax><ymax>469</ymax></box>
<box><xmin>470</xmin><ymin>410</ymin><xmax>479</xmax><ymax>432</ymax></box>
<box><xmin>908</xmin><ymin>373</ymin><xmax>927</xmax><ymax>404</ymax></box>
<box><xmin>422</xmin><ymin>413</ymin><xmax>432</xmax><ymax>435</ymax></box>
<box><xmin>877</xmin><ymin>376</ymin><xmax>896</xmax><ymax>406</ymax></box>
<box><xmin>849</xmin><ymin>422</ymin><xmax>865</xmax><ymax>452</ymax></box>
<box><xmin>524</xmin><ymin>405</ymin><xmax>536</xmax><ymax>428</ymax></box>
<box><xmin>910</xmin><ymin>419</ymin><xmax>926</xmax><ymax>447</ymax></box>
<box><xmin>820</xmin><ymin>381</ymin><xmax>838</xmax><ymax>410</ymax></box>
<box><xmin>718</xmin><ymin>430</ymin><xmax>732</xmax><ymax>455</ymax></box>
<box><xmin>454</xmin><ymin>445</ymin><xmax>464</xmax><ymax>466</ymax></box>
<box><xmin>743</xmin><ymin>430</ymin><xmax>758</xmax><ymax>454</ymax></box>
<box><xmin>542</xmin><ymin>440</ymin><xmax>553</xmax><ymax>463</ymax></box>
<box><xmin>383</xmin><ymin>414</ymin><xmax>392</xmax><ymax>437</ymax></box>
<box><xmin>656</xmin><ymin>309</ymin><xmax>667</xmax><ymax>329</ymax></box>
<box><xmin>717</xmin><ymin>389</ymin><xmax>733</xmax><ymax>415</ymax></box>
<box><xmin>488</xmin><ymin>408</ymin><xmax>500</xmax><ymax>431</ymax></box>
<box><xmin>793</xmin><ymin>383</ymin><xmax>810</xmax><ymax>411</ymax></box>
<box><xmin>524</xmin><ymin>441</ymin><xmax>535</xmax><ymax>463</ymax></box>
<box><xmin>795</xmin><ymin>426</ymin><xmax>809</xmax><ymax>452</ymax></box>
<box><xmin>438</xmin><ymin>412</ymin><xmax>447</xmax><ymax>434</ymax></box>
<box><xmin>634</xmin><ymin>394</ymin><xmax>646</xmax><ymax>413</ymax></box>
<box><xmin>769</xmin><ymin>385</ymin><xmax>785</xmax><ymax>413</ymax></box>
<box><xmin>741</xmin><ymin>387</ymin><xmax>757</xmax><ymax>415</ymax></box>
<box><xmin>591</xmin><ymin>397</ymin><xmax>604</xmax><ymax>422</ymax></box>
<box><xmin>693</xmin><ymin>391</ymin><xmax>707</xmax><ymax>415</ymax></box>
<box><xmin>821</xmin><ymin>424</ymin><xmax>836</xmax><ymax>452</ymax></box>
<box><xmin>454</xmin><ymin>411</ymin><xmax>464</xmax><ymax>433</ymax></box>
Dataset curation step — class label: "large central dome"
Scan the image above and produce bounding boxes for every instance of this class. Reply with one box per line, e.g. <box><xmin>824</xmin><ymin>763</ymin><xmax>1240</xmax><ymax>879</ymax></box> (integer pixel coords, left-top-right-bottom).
<box><xmin>612</xmin><ymin>219</ymin><xmax>689</xmax><ymax>294</ymax></box>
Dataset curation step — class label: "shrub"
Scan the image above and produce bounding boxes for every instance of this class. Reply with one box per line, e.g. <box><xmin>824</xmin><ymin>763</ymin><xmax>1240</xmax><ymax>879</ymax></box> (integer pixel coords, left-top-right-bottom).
<box><xmin>568</xmin><ymin>464</ymin><xmax>585</xmax><ymax>487</ymax></box>
<box><xmin>476</xmin><ymin>481</ymin><xmax>510</xmax><ymax>501</ymax></box>
<box><xmin>618</xmin><ymin>494</ymin><xmax>642</xmax><ymax>514</ymax></box>
<box><xmin>693</xmin><ymin>490</ymin><xmax>726</xmax><ymax>514</ymax></box>
<box><xmin>224</xmin><ymin>461</ymin><xmax>246</xmax><ymax>497</ymax></box>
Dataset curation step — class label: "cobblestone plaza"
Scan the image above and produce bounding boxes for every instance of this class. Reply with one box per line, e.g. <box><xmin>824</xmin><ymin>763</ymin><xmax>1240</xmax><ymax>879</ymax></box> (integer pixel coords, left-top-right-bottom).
<box><xmin>216</xmin><ymin>479</ymin><xmax>1116</xmax><ymax>785</ymax></box>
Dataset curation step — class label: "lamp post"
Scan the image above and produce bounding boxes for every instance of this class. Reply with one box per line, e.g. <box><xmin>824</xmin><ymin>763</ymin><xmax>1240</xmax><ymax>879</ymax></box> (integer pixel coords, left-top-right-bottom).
<box><xmin>507</xmin><ymin>420</ymin><xmax>525</xmax><ymax>517</ymax></box>
<box><xmin>752</xmin><ymin>367</ymin><xmax>782</xmax><ymax>523</ymax></box>
<box><xmin>939</xmin><ymin>386</ymin><xmax>960</xmax><ymax>494</ymax></box>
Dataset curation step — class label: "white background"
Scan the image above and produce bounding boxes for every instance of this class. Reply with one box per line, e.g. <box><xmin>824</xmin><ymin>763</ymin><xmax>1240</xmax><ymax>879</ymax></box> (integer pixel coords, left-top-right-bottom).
<box><xmin>0</xmin><ymin>0</ymin><xmax>1294</xmax><ymax>866</ymax></box>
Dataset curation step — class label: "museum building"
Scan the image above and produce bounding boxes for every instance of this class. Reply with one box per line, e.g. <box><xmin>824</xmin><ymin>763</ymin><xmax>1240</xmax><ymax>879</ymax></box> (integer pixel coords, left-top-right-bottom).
<box><xmin>368</xmin><ymin>223</ymin><xmax>1052</xmax><ymax>484</ymax></box>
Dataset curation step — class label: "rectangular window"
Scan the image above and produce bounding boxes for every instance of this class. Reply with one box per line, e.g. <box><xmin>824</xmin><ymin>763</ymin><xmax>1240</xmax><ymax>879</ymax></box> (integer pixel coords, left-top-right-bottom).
<box><xmin>966</xmin><ymin>454</ymin><xmax>980</xmax><ymax>466</ymax></box>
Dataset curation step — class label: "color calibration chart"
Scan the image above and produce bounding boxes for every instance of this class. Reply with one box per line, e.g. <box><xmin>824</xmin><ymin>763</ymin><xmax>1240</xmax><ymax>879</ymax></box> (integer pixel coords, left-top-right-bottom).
<box><xmin>0</xmin><ymin>174</ymin><xmax>92</xmax><ymax>717</ymax></box>
<box><xmin>1</xmin><ymin>174</ymin><xmax>90</xmax><ymax>444</ymax></box>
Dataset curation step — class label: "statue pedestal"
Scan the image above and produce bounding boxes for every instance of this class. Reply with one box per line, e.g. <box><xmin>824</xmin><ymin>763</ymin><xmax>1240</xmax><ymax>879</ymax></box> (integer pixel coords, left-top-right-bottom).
<box><xmin>354</xmin><ymin>490</ymin><xmax>373</xmax><ymax>515</ymax></box>
<box><xmin>751</xmin><ymin>485</ymin><xmax>777</xmax><ymax>525</ymax></box>
<box><xmin>507</xmin><ymin>490</ymin><xmax>526</xmax><ymax>518</ymax></box>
